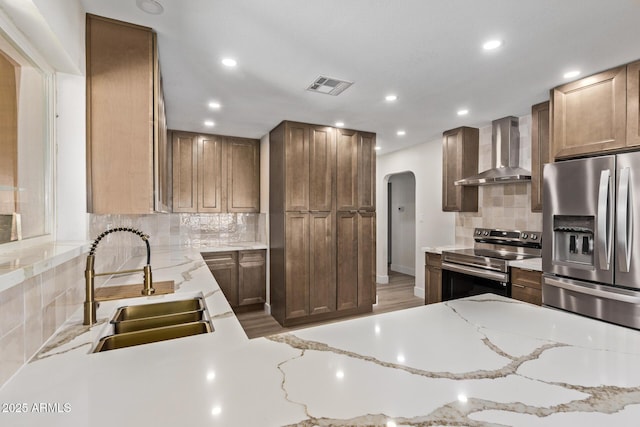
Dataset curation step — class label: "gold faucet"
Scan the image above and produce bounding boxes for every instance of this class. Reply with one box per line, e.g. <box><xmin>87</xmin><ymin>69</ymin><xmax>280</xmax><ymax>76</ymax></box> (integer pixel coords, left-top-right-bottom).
<box><xmin>84</xmin><ymin>227</ymin><xmax>155</xmax><ymax>325</ymax></box>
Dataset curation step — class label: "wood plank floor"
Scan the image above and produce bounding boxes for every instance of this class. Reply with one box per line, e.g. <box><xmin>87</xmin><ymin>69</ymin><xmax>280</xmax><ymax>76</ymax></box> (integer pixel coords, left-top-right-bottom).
<box><xmin>235</xmin><ymin>271</ymin><xmax>423</xmax><ymax>339</ymax></box>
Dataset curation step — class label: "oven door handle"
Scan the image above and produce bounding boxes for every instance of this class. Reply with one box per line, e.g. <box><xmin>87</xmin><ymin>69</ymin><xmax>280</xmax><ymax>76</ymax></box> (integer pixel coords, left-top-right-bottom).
<box><xmin>441</xmin><ymin>262</ymin><xmax>508</xmax><ymax>282</ymax></box>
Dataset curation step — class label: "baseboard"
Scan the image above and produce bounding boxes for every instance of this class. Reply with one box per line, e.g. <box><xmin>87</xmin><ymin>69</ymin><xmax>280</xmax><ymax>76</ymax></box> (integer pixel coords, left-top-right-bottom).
<box><xmin>390</xmin><ymin>264</ymin><xmax>415</xmax><ymax>276</ymax></box>
<box><xmin>376</xmin><ymin>274</ymin><xmax>389</xmax><ymax>284</ymax></box>
<box><xmin>414</xmin><ymin>286</ymin><xmax>425</xmax><ymax>299</ymax></box>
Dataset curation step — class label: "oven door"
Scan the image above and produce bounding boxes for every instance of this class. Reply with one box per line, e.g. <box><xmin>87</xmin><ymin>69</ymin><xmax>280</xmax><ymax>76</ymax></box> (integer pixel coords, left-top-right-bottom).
<box><xmin>441</xmin><ymin>262</ymin><xmax>510</xmax><ymax>301</ymax></box>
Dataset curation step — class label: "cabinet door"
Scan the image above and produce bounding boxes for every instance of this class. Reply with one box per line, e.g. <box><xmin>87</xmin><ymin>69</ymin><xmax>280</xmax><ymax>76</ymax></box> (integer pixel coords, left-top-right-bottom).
<box><xmin>308</xmin><ymin>211</ymin><xmax>336</xmax><ymax>314</ymax></box>
<box><xmin>86</xmin><ymin>15</ymin><xmax>155</xmax><ymax>214</ymax></box>
<box><xmin>238</xmin><ymin>250</ymin><xmax>266</xmax><ymax>306</ymax></box>
<box><xmin>357</xmin><ymin>211</ymin><xmax>376</xmax><ymax>307</ymax></box>
<box><xmin>442</xmin><ymin>127</ymin><xmax>478</xmax><ymax>212</ymax></box>
<box><xmin>285</xmin><ymin>212</ymin><xmax>310</xmax><ymax>319</ymax></box>
<box><xmin>336</xmin><ymin>211</ymin><xmax>358</xmax><ymax>310</ymax></box>
<box><xmin>336</xmin><ymin>128</ymin><xmax>358</xmax><ymax>211</ymax></box>
<box><xmin>198</xmin><ymin>134</ymin><xmax>225</xmax><ymax>212</ymax></box>
<box><xmin>204</xmin><ymin>251</ymin><xmax>238</xmax><ymax>307</ymax></box>
<box><xmin>628</xmin><ymin>60</ymin><xmax>640</xmax><ymax>147</ymax></box>
<box><xmin>531</xmin><ymin>101</ymin><xmax>551</xmax><ymax>212</ymax></box>
<box><xmin>285</xmin><ymin>123</ymin><xmax>309</xmax><ymax>211</ymax></box>
<box><xmin>309</xmin><ymin>126</ymin><xmax>335</xmax><ymax>211</ymax></box>
<box><xmin>358</xmin><ymin>132</ymin><xmax>376</xmax><ymax>211</ymax></box>
<box><xmin>552</xmin><ymin>66</ymin><xmax>627</xmax><ymax>159</ymax></box>
<box><xmin>0</xmin><ymin>53</ymin><xmax>17</xmax><ymax>214</ymax></box>
<box><xmin>425</xmin><ymin>252</ymin><xmax>442</xmax><ymax>304</ymax></box>
<box><xmin>227</xmin><ymin>137</ymin><xmax>260</xmax><ymax>212</ymax></box>
<box><xmin>172</xmin><ymin>132</ymin><xmax>198</xmax><ymax>212</ymax></box>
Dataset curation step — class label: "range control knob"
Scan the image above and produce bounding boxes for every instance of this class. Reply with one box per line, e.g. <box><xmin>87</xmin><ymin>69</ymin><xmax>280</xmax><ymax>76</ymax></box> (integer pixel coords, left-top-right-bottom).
<box><xmin>476</xmin><ymin>230</ymin><xmax>482</xmax><ymax>235</ymax></box>
<box><xmin>483</xmin><ymin>231</ymin><xmax>489</xmax><ymax>236</ymax></box>
<box><xmin>531</xmin><ymin>234</ymin><xmax>538</xmax><ymax>240</ymax></box>
<box><xmin>521</xmin><ymin>233</ymin><xmax>529</xmax><ymax>239</ymax></box>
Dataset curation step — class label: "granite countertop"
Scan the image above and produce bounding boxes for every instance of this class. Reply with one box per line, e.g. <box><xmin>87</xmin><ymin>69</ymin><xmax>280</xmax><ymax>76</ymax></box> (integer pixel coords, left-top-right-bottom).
<box><xmin>2</xmin><ymin>247</ymin><xmax>640</xmax><ymax>426</ymax></box>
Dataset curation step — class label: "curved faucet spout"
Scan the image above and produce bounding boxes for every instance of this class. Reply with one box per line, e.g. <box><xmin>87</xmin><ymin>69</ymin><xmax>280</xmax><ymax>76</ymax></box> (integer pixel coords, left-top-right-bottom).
<box><xmin>84</xmin><ymin>227</ymin><xmax>154</xmax><ymax>326</ymax></box>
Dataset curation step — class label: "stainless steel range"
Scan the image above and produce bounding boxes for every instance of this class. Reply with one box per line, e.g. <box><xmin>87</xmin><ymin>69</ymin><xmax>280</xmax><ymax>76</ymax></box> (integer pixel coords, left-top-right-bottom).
<box><xmin>441</xmin><ymin>228</ymin><xmax>542</xmax><ymax>301</ymax></box>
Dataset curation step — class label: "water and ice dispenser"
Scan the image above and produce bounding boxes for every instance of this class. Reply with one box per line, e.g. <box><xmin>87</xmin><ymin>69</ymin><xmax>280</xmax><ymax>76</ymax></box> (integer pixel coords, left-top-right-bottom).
<box><xmin>552</xmin><ymin>216</ymin><xmax>595</xmax><ymax>267</ymax></box>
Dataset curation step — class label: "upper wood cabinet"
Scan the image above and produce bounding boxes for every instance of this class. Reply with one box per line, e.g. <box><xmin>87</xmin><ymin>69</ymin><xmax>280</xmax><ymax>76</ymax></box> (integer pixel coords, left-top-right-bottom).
<box><xmin>551</xmin><ymin>65</ymin><xmax>628</xmax><ymax>159</ymax></box>
<box><xmin>86</xmin><ymin>14</ymin><xmax>167</xmax><ymax>214</ymax></box>
<box><xmin>628</xmin><ymin>60</ymin><xmax>640</xmax><ymax>147</ymax></box>
<box><xmin>531</xmin><ymin>101</ymin><xmax>550</xmax><ymax>212</ymax></box>
<box><xmin>336</xmin><ymin>128</ymin><xmax>376</xmax><ymax>212</ymax></box>
<box><xmin>442</xmin><ymin>126</ymin><xmax>479</xmax><ymax>212</ymax></box>
<box><xmin>171</xmin><ymin>131</ymin><xmax>259</xmax><ymax>213</ymax></box>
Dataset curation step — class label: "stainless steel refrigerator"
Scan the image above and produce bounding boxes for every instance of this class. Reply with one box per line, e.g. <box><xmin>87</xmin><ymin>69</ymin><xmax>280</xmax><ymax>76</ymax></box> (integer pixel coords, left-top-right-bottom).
<box><xmin>542</xmin><ymin>152</ymin><xmax>640</xmax><ymax>329</ymax></box>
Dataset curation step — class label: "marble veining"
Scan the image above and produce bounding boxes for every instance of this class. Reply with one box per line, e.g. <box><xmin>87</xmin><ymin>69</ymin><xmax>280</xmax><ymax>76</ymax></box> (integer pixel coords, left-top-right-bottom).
<box><xmin>2</xmin><ymin>247</ymin><xmax>640</xmax><ymax>427</ymax></box>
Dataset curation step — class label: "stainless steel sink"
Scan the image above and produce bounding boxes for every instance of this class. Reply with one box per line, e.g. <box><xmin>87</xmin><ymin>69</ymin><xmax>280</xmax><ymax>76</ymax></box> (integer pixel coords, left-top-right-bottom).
<box><xmin>111</xmin><ymin>297</ymin><xmax>206</xmax><ymax>333</ymax></box>
<box><xmin>93</xmin><ymin>296</ymin><xmax>213</xmax><ymax>352</ymax></box>
<box><xmin>94</xmin><ymin>321</ymin><xmax>212</xmax><ymax>352</ymax></box>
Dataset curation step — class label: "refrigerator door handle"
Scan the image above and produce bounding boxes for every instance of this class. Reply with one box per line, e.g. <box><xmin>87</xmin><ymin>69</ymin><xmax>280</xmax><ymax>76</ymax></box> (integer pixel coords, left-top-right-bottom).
<box><xmin>616</xmin><ymin>167</ymin><xmax>633</xmax><ymax>273</ymax></box>
<box><xmin>597</xmin><ymin>169</ymin><xmax>612</xmax><ymax>270</ymax></box>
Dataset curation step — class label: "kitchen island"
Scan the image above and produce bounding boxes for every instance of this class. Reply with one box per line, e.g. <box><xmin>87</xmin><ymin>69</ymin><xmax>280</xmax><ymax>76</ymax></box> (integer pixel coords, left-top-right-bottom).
<box><xmin>1</xmin><ymin>247</ymin><xmax>640</xmax><ymax>426</ymax></box>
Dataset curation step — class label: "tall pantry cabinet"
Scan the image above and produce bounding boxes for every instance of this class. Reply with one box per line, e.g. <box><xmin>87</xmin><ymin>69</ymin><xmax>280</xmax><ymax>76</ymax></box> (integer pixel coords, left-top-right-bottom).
<box><xmin>269</xmin><ymin>121</ymin><xmax>376</xmax><ymax>326</ymax></box>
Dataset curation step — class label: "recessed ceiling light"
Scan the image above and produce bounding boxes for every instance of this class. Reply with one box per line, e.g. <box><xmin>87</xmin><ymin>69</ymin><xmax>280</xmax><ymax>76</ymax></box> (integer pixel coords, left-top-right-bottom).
<box><xmin>482</xmin><ymin>39</ymin><xmax>502</xmax><ymax>50</ymax></box>
<box><xmin>374</xmin><ymin>146</ymin><xmax>382</xmax><ymax>151</ymax></box>
<box><xmin>204</xmin><ymin>120</ymin><xmax>215</xmax><ymax>127</ymax></box>
<box><xmin>385</xmin><ymin>94</ymin><xmax>398</xmax><ymax>102</ymax></box>
<box><xmin>136</xmin><ymin>0</ymin><xmax>164</xmax><ymax>15</ymax></box>
<box><xmin>221</xmin><ymin>58</ymin><xmax>237</xmax><ymax>67</ymax></box>
<box><xmin>457</xmin><ymin>109</ymin><xmax>469</xmax><ymax>116</ymax></box>
<box><xmin>335</xmin><ymin>121</ymin><xmax>345</xmax><ymax>127</ymax></box>
<box><xmin>563</xmin><ymin>70</ymin><xmax>581</xmax><ymax>79</ymax></box>
<box><xmin>208</xmin><ymin>101</ymin><xmax>221</xmax><ymax>109</ymax></box>
<box><xmin>396</xmin><ymin>130</ymin><xmax>406</xmax><ymax>136</ymax></box>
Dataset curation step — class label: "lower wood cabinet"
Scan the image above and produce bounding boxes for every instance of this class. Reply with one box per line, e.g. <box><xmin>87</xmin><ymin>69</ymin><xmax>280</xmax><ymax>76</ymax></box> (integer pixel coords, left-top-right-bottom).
<box><xmin>202</xmin><ymin>250</ymin><xmax>266</xmax><ymax>310</ymax></box>
<box><xmin>510</xmin><ymin>267</ymin><xmax>542</xmax><ymax>306</ymax></box>
<box><xmin>425</xmin><ymin>252</ymin><xmax>442</xmax><ymax>304</ymax></box>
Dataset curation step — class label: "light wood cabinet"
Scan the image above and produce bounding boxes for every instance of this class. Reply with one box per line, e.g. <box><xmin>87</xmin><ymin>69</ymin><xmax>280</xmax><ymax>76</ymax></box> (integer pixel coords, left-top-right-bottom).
<box><xmin>425</xmin><ymin>252</ymin><xmax>442</xmax><ymax>304</ymax></box>
<box><xmin>628</xmin><ymin>60</ymin><xmax>640</xmax><ymax>147</ymax></box>
<box><xmin>531</xmin><ymin>101</ymin><xmax>551</xmax><ymax>212</ymax></box>
<box><xmin>442</xmin><ymin>127</ymin><xmax>479</xmax><ymax>212</ymax></box>
<box><xmin>171</xmin><ymin>131</ymin><xmax>259</xmax><ymax>213</ymax></box>
<box><xmin>270</xmin><ymin>120</ymin><xmax>375</xmax><ymax>327</ymax></box>
<box><xmin>203</xmin><ymin>250</ymin><xmax>266</xmax><ymax>309</ymax></box>
<box><xmin>552</xmin><ymin>65</ymin><xmax>628</xmax><ymax>159</ymax></box>
<box><xmin>86</xmin><ymin>14</ymin><xmax>167</xmax><ymax>214</ymax></box>
<box><xmin>511</xmin><ymin>267</ymin><xmax>542</xmax><ymax>305</ymax></box>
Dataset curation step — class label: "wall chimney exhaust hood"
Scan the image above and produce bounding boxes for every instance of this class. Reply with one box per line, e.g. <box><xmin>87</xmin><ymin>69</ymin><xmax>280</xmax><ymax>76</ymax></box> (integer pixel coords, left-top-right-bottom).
<box><xmin>455</xmin><ymin>116</ymin><xmax>531</xmax><ymax>186</ymax></box>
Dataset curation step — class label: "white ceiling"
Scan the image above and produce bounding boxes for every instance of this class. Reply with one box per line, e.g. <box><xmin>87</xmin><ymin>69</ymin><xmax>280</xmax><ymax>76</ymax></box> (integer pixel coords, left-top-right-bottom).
<box><xmin>80</xmin><ymin>0</ymin><xmax>640</xmax><ymax>154</ymax></box>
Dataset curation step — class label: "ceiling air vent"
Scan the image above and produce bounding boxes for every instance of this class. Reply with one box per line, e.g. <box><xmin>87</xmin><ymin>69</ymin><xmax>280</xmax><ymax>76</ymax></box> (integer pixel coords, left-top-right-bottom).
<box><xmin>306</xmin><ymin>76</ymin><xmax>353</xmax><ymax>96</ymax></box>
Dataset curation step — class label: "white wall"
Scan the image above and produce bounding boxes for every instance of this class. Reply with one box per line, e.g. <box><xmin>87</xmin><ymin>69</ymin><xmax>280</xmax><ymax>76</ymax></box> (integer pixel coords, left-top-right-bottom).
<box><xmin>388</xmin><ymin>172</ymin><xmax>415</xmax><ymax>275</ymax></box>
<box><xmin>376</xmin><ymin>138</ymin><xmax>455</xmax><ymax>296</ymax></box>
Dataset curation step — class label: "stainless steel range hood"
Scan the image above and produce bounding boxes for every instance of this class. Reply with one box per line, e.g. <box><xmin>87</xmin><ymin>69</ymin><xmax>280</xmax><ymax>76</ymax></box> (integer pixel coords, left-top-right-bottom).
<box><xmin>455</xmin><ymin>116</ymin><xmax>531</xmax><ymax>186</ymax></box>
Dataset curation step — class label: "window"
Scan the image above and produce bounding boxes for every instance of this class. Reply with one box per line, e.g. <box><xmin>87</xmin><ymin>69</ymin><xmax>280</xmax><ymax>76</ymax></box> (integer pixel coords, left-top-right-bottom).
<box><xmin>0</xmin><ymin>27</ymin><xmax>53</xmax><ymax>244</ymax></box>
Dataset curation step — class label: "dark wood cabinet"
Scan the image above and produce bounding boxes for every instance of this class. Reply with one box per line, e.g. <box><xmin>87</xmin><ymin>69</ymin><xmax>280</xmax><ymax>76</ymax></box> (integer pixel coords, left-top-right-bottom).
<box><xmin>86</xmin><ymin>14</ymin><xmax>167</xmax><ymax>214</ymax></box>
<box><xmin>238</xmin><ymin>250</ymin><xmax>266</xmax><ymax>306</ymax></box>
<box><xmin>203</xmin><ymin>251</ymin><xmax>238</xmax><ymax>306</ymax></box>
<box><xmin>171</xmin><ymin>131</ymin><xmax>258</xmax><ymax>213</ymax></box>
<box><xmin>203</xmin><ymin>250</ymin><xmax>266</xmax><ymax>310</ymax></box>
<box><xmin>425</xmin><ymin>252</ymin><xmax>442</xmax><ymax>304</ymax></box>
<box><xmin>442</xmin><ymin>127</ymin><xmax>479</xmax><ymax>212</ymax></box>
<box><xmin>552</xmin><ymin>65</ymin><xmax>628</xmax><ymax>159</ymax></box>
<box><xmin>270</xmin><ymin>120</ymin><xmax>375</xmax><ymax>327</ymax></box>
<box><xmin>511</xmin><ymin>267</ymin><xmax>542</xmax><ymax>306</ymax></box>
<box><xmin>531</xmin><ymin>101</ymin><xmax>551</xmax><ymax>212</ymax></box>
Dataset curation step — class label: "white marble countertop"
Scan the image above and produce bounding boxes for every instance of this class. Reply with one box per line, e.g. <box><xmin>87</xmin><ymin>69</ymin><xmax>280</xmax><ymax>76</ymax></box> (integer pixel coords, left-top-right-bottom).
<box><xmin>421</xmin><ymin>244</ymin><xmax>465</xmax><ymax>254</ymax></box>
<box><xmin>2</xmin><ymin>247</ymin><xmax>640</xmax><ymax>426</ymax></box>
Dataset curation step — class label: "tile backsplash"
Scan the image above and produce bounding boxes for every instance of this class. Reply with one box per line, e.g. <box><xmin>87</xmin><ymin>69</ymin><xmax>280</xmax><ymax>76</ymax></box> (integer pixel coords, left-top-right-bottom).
<box><xmin>454</xmin><ymin>114</ymin><xmax>542</xmax><ymax>246</ymax></box>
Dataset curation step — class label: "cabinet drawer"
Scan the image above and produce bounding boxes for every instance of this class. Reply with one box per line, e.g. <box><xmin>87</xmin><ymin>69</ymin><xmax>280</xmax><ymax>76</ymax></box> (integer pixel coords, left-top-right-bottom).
<box><xmin>511</xmin><ymin>283</ymin><xmax>542</xmax><ymax>306</ymax></box>
<box><xmin>202</xmin><ymin>251</ymin><xmax>237</xmax><ymax>266</ymax></box>
<box><xmin>426</xmin><ymin>252</ymin><xmax>442</xmax><ymax>268</ymax></box>
<box><xmin>511</xmin><ymin>267</ymin><xmax>542</xmax><ymax>289</ymax></box>
<box><xmin>239</xmin><ymin>250</ymin><xmax>266</xmax><ymax>263</ymax></box>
